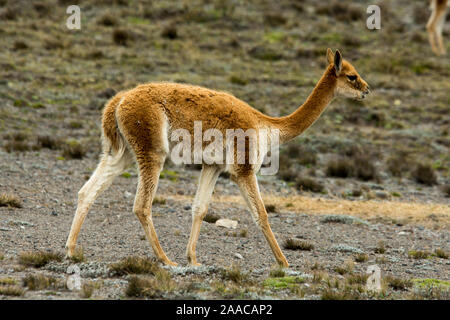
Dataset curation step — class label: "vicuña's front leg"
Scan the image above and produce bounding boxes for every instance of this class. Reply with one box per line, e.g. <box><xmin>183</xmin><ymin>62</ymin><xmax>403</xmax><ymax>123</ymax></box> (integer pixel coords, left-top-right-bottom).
<box><xmin>186</xmin><ymin>165</ymin><xmax>221</xmax><ymax>266</ymax></box>
<box><xmin>435</xmin><ymin>7</ymin><xmax>447</xmax><ymax>55</ymax></box>
<box><xmin>235</xmin><ymin>174</ymin><xmax>289</xmax><ymax>268</ymax></box>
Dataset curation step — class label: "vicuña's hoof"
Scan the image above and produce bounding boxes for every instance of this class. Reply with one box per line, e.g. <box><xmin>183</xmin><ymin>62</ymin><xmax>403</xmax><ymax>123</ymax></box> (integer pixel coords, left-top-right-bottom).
<box><xmin>164</xmin><ymin>260</ymin><xmax>178</xmax><ymax>267</ymax></box>
<box><xmin>189</xmin><ymin>262</ymin><xmax>202</xmax><ymax>267</ymax></box>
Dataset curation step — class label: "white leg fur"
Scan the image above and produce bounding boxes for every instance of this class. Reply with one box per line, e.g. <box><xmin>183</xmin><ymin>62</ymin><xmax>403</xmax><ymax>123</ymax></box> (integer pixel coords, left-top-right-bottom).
<box><xmin>65</xmin><ymin>150</ymin><xmax>132</xmax><ymax>256</ymax></box>
<box><xmin>235</xmin><ymin>174</ymin><xmax>289</xmax><ymax>267</ymax></box>
<box><xmin>186</xmin><ymin>165</ymin><xmax>221</xmax><ymax>265</ymax></box>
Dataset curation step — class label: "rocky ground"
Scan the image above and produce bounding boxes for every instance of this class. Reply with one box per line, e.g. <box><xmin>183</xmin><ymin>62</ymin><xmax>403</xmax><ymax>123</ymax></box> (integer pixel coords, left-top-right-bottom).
<box><xmin>0</xmin><ymin>150</ymin><xmax>449</xmax><ymax>300</ymax></box>
<box><xmin>0</xmin><ymin>0</ymin><xmax>449</xmax><ymax>300</ymax></box>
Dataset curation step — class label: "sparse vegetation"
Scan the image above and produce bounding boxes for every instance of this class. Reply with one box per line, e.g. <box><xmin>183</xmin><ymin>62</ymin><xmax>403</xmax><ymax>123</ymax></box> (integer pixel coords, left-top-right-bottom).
<box><xmin>152</xmin><ymin>196</ymin><xmax>166</xmax><ymax>205</ymax></box>
<box><xmin>0</xmin><ymin>192</ymin><xmax>22</xmax><ymax>208</ymax></box>
<box><xmin>295</xmin><ymin>176</ymin><xmax>324</xmax><ymax>193</ymax></box>
<box><xmin>22</xmin><ymin>274</ymin><xmax>62</xmax><ymax>291</ymax></box>
<box><xmin>80</xmin><ymin>282</ymin><xmax>95</xmax><ymax>299</ymax></box>
<box><xmin>385</xmin><ymin>276</ymin><xmax>412</xmax><ymax>291</ymax></box>
<box><xmin>263</xmin><ymin>276</ymin><xmax>305</xmax><ymax>290</ymax></box>
<box><xmin>109</xmin><ymin>256</ymin><xmax>160</xmax><ymax>276</ymax></box>
<box><xmin>0</xmin><ymin>285</ymin><xmax>24</xmax><ymax>297</ymax></box>
<box><xmin>408</xmin><ymin>250</ymin><xmax>430</xmax><ymax>260</ymax></box>
<box><xmin>125</xmin><ymin>270</ymin><xmax>175</xmax><ymax>298</ymax></box>
<box><xmin>334</xmin><ymin>260</ymin><xmax>354</xmax><ymax>275</ymax></box>
<box><xmin>62</xmin><ymin>140</ymin><xmax>86</xmax><ymax>159</ymax></box>
<box><xmin>203</xmin><ymin>212</ymin><xmax>220</xmax><ymax>223</ymax></box>
<box><xmin>413</xmin><ymin>164</ymin><xmax>438</xmax><ymax>186</ymax></box>
<box><xmin>220</xmin><ymin>264</ymin><xmax>250</xmax><ymax>284</ymax></box>
<box><xmin>433</xmin><ymin>249</ymin><xmax>448</xmax><ymax>259</ymax></box>
<box><xmin>18</xmin><ymin>251</ymin><xmax>63</xmax><ymax>268</ymax></box>
<box><xmin>68</xmin><ymin>247</ymin><xmax>85</xmax><ymax>263</ymax></box>
<box><xmin>112</xmin><ymin>28</ymin><xmax>130</xmax><ymax>46</ymax></box>
<box><xmin>354</xmin><ymin>253</ymin><xmax>369</xmax><ymax>263</ymax></box>
<box><xmin>283</xmin><ymin>238</ymin><xmax>314</xmax><ymax>251</ymax></box>
<box><xmin>374</xmin><ymin>242</ymin><xmax>386</xmax><ymax>254</ymax></box>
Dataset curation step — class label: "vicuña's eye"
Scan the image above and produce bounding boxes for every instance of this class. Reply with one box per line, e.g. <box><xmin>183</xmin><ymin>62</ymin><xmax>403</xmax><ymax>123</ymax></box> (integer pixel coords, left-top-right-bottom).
<box><xmin>347</xmin><ymin>75</ymin><xmax>357</xmax><ymax>81</ymax></box>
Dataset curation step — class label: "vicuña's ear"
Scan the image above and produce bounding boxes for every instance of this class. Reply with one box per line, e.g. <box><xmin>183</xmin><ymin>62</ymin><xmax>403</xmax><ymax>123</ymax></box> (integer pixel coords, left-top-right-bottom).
<box><xmin>326</xmin><ymin>48</ymin><xmax>334</xmax><ymax>65</ymax></box>
<box><xmin>334</xmin><ymin>49</ymin><xmax>342</xmax><ymax>75</ymax></box>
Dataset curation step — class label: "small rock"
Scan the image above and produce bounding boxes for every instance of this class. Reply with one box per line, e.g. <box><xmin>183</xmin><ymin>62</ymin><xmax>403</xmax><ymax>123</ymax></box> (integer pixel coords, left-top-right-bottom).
<box><xmin>321</xmin><ymin>215</ymin><xmax>369</xmax><ymax>226</ymax></box>
<box><xmin>51</xmin><ymin>210</ymin><xmax>58</xmax><ymax>216</ymax></box>
<box><xmin>215</xmin><ymin>218</ymin><xmax>238</xmax><ymax>229</ymax></box>
<box><xmin>375</xmin><ymin>191</ymin><xmax>388</xmax><ymax>199</ymax></box>
<box><xmin>234</xmin><ymin>253</ymin><xmax>243</xmax><ymax>259</ymax></box>
<box><xmin>398</xmin><ymin>231</ymin><xmax>409</xmax><ymax>236</ymax></box>
<box><xmin>331</xmin><ymin>244</ymin><xmax>364</xmax><ymax>254</ymax></box>
<box><xmin>184</xmin><ymin>205</ymin><xmax>191</xmax><ymax>211</ymax></box>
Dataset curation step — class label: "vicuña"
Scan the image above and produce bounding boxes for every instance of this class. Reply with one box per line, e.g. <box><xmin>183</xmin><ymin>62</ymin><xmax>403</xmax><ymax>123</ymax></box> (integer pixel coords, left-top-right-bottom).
<box><xmin>66</xmin><ymin>49</ymin><xmax>370</xmax><ymax>267</ymax></box>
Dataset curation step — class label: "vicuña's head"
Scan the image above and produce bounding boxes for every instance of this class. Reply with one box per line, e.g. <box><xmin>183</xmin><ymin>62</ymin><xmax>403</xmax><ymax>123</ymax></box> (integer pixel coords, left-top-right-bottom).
<box><xmin>326</xmin><ymin>48</ymin><xmax>370</xmax><ymax>100</ymax></box>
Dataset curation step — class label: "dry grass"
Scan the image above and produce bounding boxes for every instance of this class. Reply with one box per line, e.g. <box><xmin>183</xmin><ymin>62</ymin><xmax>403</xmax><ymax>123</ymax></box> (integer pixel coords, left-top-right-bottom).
<box><xmin>109</xmin><ymin>256</ymin><xmax>160</xmax><ymax>276</ymax></box>
<box><xmin>0</xmin><ymin>192</ymin><xmax>22</xmax><ymax>208</ymax></box>
<box><xmin>220</xmin><ymin>264</ymin><xmax>250</xmax><ymax>284</ymax></box>
<box><xmin>374</xmin><ymin>241</ymin><xmax>386</xmax><ymax>254</ymax></box>
<box><xmin>413</xmin><ymin>164</ymin><xmax>437</xmax><ymax>186</ymax></box>
<box><xmin>171</xmin><ymin>195</ymin><xmax>450</xmax><ymax>228</ymax></box>
<box><xmin>269</xmin><ymin>267</ymin><xmax>286</xmax><ymax>278</ymax></box>
<box><xmin>408</xmin><ymin>250</ymin><xmax>430</xmax><ymax>260</ymax></box>
<box><xmin>354</xmin><ymin>253</ymin><xmax>369</xmax><ymax>263</ymax></box>
<box><xmin>18</xmin><ymin>251</ymin><xmax>63</xmax><ymax>268</ymax></box>
<box><xmin>125</xmin><ymin>270</ymin><xmax>175</xmax><ymax>298</ymax></box>
<box><xmin>22</xmin><ymin>274</ymin><xmax>61</xmax><ymax>290</ymax></box>
<box><xmin>203</xmin><ymin>212</ymin><xmax>221</xmax><ymax>223</ymax></box>
<box><xmin>334</xmin><ymin>260</ymin><xmax>354</xmax><ymax>275</ymax></box>
<box><xmin>80</xmin><ymin>282</ymin><xmax>94</xmax><ymax>299</ymax></box>
<box><xmin>0</xmin><ymin>278</ymin><xmax>17</xmax><ymax>286</ymax></box>
<box><xmin>0</xmin><ymin>285</ymin><xmax>24</xmax><ymax>297</ymax></box>
<box><xmin>385</xmin><ymin>276</ymin><xmax>412</xmax><ymax>291</ymax></box>
<box><xmin>283</xmin><ymin>238</ymin><xmax>314</xmax><ymax>251</ymax></box>
<box><xmin>434</xmin><ymin>249</ymin><xmax>448</xmax><ymax>259</ymax></box>
<box><xmin>68</xmin><ymin>247</ymin><xmax>85</xmax><ymax>263</ymax></box>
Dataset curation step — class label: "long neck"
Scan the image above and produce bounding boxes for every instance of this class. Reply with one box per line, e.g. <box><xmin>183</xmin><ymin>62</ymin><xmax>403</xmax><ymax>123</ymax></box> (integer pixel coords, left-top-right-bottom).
<box><xmin>267</xmin><ymin>65</ymin><xmax>337</xmax><ymax>143</ymax></box>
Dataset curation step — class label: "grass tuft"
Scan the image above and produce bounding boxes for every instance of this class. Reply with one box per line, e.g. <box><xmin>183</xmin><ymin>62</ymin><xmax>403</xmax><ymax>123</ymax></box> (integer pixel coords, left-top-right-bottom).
<box><xmin>408</xmin><ymin>250</ymin><xmax>430</xmax><ymax>260</ymax></box>
<box><xmin>413</xmin><ymin>164</ymin><xmax>437</xmax><ymax>186</ymax></box>
<box><xmin>18</xmin><ymin>251</ymin><xmax>63</xmax><ymax>268</ymax></box>
<box><xmin>109</xmin><ymin>256</ymin><xmax>160</xmax><ymax>276</ymax></box>
<box><xmin>434</xmin><ymin>249</ymin><xmax>448</xmax><ymax>259</ymax></box>
<box><xmin>283</xmin><ymin>238</ymin><xmax>314</xmax><ymax>251</ymax></box>
<box><xmin>22</xmin><ymin>274</ymin><xmax>61</xmax><ymax>290</ymax></box>
<box><xmin>0</xmin><ymin>285</ymin><xmax>24</xmax><ymax>297</ymax></box>
<box><xmin>220</xmin><ymin>264</ymin><xmax>250</xmax><ymax>284</ymax></box>
<box><xmin>385</xmin><ymin>276</ymin><xmax>412</xmax><ymax>291</ymax></box>
<box><xmin>203</xmin><ymin>212</ymin><xmax>220</xmax><ymax>223</ymax></box>
<box><xmin>0</xmin><ymin>192</ymin><xmax>22</xmax><ymax>208</ymax></box>
<box><xmin>125</xmin><ymin>270</ymin><xmax>175</xmax><ymax>298</ymax></box>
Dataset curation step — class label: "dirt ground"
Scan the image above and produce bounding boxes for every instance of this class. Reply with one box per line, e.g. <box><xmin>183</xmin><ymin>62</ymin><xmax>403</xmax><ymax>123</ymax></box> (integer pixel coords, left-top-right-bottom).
<box><xmin>0</xmin><ymin>0</ymin><xmax>449</xmax><ymax>300</ymax></box>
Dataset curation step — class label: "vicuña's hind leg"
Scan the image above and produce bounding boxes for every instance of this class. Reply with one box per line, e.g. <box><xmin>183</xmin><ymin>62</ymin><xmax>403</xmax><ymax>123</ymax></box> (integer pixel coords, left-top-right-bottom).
<box><xmin>427</xmin><ymin>7</ymin><xmax>440</xmax><ymax>54</ymax></box>
<box><xmin>66</xmin><ymin>151</ymin><xmax>132</xmax><ymax>257</ymax></box>
<box><xmin>186</xmin><ymin>165</ymin><xmax>221</xmax><ymax>266</ymax></box>
<box><xmin>235</xmin><ymin>174</ymin><xmax>289</xmax><ymax>267</ymax></box>
<box><xmin>133</xmin><ymin>153</ymin><xmax>177</xmax><ymax>266</ymax></box>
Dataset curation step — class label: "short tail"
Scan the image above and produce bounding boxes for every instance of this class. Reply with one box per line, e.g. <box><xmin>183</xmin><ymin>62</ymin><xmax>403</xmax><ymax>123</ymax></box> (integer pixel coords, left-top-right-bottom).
<box><xmin>101</xmin><ymin>91</ymin><xmax>128</xmax><ymax>160</ymax></box>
